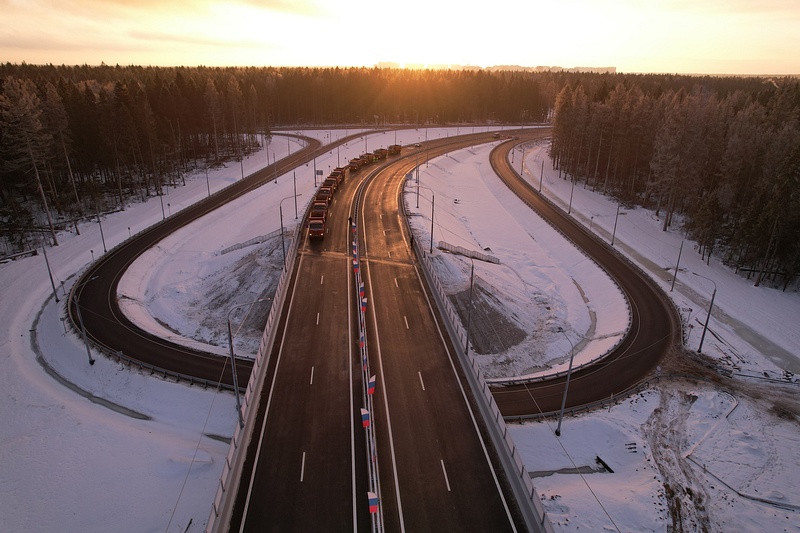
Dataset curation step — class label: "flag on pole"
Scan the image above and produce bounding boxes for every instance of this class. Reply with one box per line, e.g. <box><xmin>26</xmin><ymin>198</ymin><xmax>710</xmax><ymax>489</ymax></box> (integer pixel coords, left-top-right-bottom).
<box><xmin>368</xmin><ymin>375</ymin><xmax>376</xmax><ymax>395</ymax></box>
<box><xmin>368</xmin><ymin>492</ymin><xmax>379</xmax><ymax>513</ymax></box>
<box><xmin>361</xmin><ymin>408</ymin><xmax>370</xmax><ymax>428</ymax></box>
<box><xmin>359</xmin><ymin>282</ymin><xmax>365</xmax><ymax>298</ymax></box>
<box><xmin>361</xmin><ymin>297</ymin><xmax>367</xmax><ymax>313</ymax></box>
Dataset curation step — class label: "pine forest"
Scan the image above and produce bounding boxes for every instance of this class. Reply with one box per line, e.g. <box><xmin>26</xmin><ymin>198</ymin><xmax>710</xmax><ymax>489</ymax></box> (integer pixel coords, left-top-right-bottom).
<box><xmin>1</xmin><ymin>64</ymin><xmax>798</xmax><ymax>289</ymax></box>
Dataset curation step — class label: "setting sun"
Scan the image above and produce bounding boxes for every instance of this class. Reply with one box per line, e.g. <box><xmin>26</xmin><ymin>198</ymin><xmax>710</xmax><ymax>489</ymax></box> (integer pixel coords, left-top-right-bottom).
<box><xmin>1</xmin><ymin>0</ymin><xmax>799</xmax><ymax>74</ymax></box>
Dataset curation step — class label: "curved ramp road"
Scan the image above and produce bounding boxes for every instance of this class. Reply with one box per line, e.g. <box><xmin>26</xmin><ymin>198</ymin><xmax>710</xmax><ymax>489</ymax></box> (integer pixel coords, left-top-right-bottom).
<box><xmin>69</xmin><ymin>133</ymin><xmax>322</xmax><ymax>388</ymax></box>
<box><xmin>487</xmin><ymin>134</ymin><xmax>681</xmax><ymax>418</ymax></box>
<box><xmin>70</xmin><ymin>125</ymin><xmax>680</xmax><ymax>531</ymax></box>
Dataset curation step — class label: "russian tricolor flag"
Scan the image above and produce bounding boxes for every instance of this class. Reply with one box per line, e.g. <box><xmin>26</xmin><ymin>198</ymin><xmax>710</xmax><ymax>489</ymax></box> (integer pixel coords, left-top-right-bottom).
<box><xmin>361</xmin><ymin>408</ymin><xmax>370</xmax><ymax>428</ymax></box>
<box><xmin>368</xmin><ymin>492</ymin><xmax>378</xmax><ymax>513</ymax></box>
<box><xmin>368</xmin><ymin>375</ymin><xmax>376</xmax><ymax>395</ymax></box>
<box><xmin>361</xmin><ymin>297</ymin><xmax>367</xmax><ymax>313</ymax></box>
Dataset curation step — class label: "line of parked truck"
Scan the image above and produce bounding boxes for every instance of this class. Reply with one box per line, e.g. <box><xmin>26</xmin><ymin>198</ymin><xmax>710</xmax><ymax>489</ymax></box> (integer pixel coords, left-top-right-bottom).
<box><xmin>308</xmin><ymin>144</ymin><xmax>402</xmax><ymax>239</ymax></box>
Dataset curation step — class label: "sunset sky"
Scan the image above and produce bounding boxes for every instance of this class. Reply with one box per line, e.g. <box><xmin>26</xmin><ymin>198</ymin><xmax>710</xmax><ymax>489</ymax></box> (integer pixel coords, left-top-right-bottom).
<box><xmin>1</xmin><ymin>0</ymin><xmax>798</xmax><ymax>75</ymax></box>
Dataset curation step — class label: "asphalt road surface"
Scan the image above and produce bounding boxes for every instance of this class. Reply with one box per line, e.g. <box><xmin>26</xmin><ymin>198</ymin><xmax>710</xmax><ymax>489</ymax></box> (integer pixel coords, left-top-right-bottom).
<box><xmin>70</xmin><ymin>126</ymin><xmax>679</xmax><ymax>531</ymax></box>
<box><xmin>357</xmin><ymin>136</ymin><xmax>524</xmax><ymax>531</ymax></box>
<box><xmin>230</xmin><ymin>132</ymin><xmax>528</xmax><ymax>532</ymax></box>
<box><xmin>69</xmin><ymin>133</ymin><xmax>322</xmax><ymax>388</ymax></box>
<box><xmin>487</xmin><ymin>134</ymin><xmax>681</xmax><ymax>418</ymax></box>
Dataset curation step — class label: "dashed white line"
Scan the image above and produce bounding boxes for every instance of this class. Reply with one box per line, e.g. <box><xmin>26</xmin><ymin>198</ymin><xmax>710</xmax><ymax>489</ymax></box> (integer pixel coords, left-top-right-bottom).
<box><xmin>394</xmin><ymin>278</ymin><xmax>399</xmax><ymax>288</ymax></box>
<box><xmin>316</xmin><ymin>312</ymin><xmax>320</xmax><ymax>325</ymax></box>
<box><xmin>300</xmin><ymin>452</ymin><xmax>307</xmax><ymax>482</ymax></box>
<box><xmin>403</xmin><ymin>315</ymin><xmax>409</xmax><ymax>329</ymax></box>
<box><xmin>320</xmin><ymin>275</ymin><xmax>324</xmax><ymax>284</ymax></box>
<box><xmin>418</xmin><ymin>371</ymin><xmax>426</xmax><ymax>391</ymax></box>
<box><xmin>440</xmin><ymin>460</ymin><xmax>451</xmax><ymax>491</ymax></box>
<box><xmin>310</xmin><ymin>366</ymin><xmax>314</xmax><ymax>385</ymax></box>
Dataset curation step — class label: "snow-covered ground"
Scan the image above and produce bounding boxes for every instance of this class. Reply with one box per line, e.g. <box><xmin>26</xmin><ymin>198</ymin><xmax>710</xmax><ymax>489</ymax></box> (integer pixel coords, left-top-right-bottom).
<box><xmin>1</xmin><ymin>127</ymin><xmax>798</xmax><ymax>532</ymax></box>
<box><xmin>405</xmin><ymin>138</ymin><xmax>800</xmax><ymax>532</ymax></box>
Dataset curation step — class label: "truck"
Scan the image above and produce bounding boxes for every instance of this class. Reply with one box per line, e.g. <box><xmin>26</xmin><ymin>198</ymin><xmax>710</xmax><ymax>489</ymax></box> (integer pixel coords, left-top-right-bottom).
<box><xmin>308</xmin><ymin>218</ymin><xmax>326</xmax><ymax>239</ymax></box>
<box><xmin>332</xmin><ymin>166</ymin><xmax>350</xmax><ymax>182</ymax></box>
<box><xmin>349</xmin><ymin>158</ymin><xmax>362</xmax><ymax>171</ymax></box>
<box><xmin>309</xmin><ymin>201</ymin><xmax>328</xmax><ymax>222</ymax></box>
<box><xmin>388</xmin><ymin>144</ymin><xmax>402</xmax><ymax>155</ymax></box>
<box><xmin>373</xmin><ymin>148</ymin><xmax>388</xmax><ymax>161</ymax></box>
<box><xmin>315</xmin><ymin>187</ymin><xmax>333</xmax><ymax>205</ymax></box>
<box><xmin>322</xmin><ymin>177</ymin><xmax>338</xmax><ymax>193</ymax></box>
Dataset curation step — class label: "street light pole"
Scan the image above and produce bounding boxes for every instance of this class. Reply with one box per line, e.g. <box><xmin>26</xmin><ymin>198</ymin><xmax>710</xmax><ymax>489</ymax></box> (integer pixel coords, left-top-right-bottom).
<box><xmin>40</xmin><ymin>236</ymin><xmax>59</xmax><ymax>303</ymax></box>
<box><xmin>72</xmin><ymin>275</ymin><xmax>99</xmax><ymax>365</ymax></box>
<box><xmin>611</xmin><ymin>204</ymin><xmax>622</xmax><ymax>246</ymax></box>
<box><xmin>227</xmin><ymin>298</ymin><xmax>269</xmax><ymax>428</ymax></box>
<box><xmin>279</xmin><ymin>194</ymin><xmax>301</xmax><ymax>272</ymax></box>
<box><xmin>416</xmin><ymin>184</ymin><xmax>436</xmax><ymax>254</ymax></box>
<box><xmin>465</xmin><ymin>259</ymin><xmax>475</xmax><ymax>357</ymax></box>
<box><xmin>555</xmin><ymin>327</ymin><xmax>576</xmax><ymax>436</ymax></box>
<box><xmin>692</xmin><ymin>272</ymin><xmax>717</xmax><ymax>354</ymax></box>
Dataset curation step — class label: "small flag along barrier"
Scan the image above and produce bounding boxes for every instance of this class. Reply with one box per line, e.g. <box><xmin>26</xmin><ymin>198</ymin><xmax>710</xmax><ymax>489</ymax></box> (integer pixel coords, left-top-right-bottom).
<box><xmin>361</xmin><ymin>408</ymin><xmax>370</xmax><ymax>428</ymax></box>
<box><xmin>368</xmin><ymin>492</ymin><xmax>379</xmax><ymax>513</ymax></box>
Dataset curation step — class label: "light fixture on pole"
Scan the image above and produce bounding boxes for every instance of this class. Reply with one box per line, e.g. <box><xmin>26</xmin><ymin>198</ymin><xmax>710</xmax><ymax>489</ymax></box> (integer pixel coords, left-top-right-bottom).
<box><xmin>692</xmin><ymin>272</ymin><xmax>717</xmax><ymax>354</ymax></box>
<box><xmin>555</xmin><ymin>327</ymin><xmax>576</xmax><ymax>437</ymax></box>
<box><xmin>227</xmin><ymin>298</ymin><xmax>270</xmax><ymax>428</ymax></box>
<box><xmin>72</xmin><ymin>275</ymin><xmax>99</xmax><ymax>365</ymax></box>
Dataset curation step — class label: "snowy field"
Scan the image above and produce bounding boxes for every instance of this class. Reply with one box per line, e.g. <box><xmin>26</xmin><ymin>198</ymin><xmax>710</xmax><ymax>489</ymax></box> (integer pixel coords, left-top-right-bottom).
<box><xmin>1</xmin><ymin>126</ymin><xmax>798</xmax><ymax>532</ymax></box>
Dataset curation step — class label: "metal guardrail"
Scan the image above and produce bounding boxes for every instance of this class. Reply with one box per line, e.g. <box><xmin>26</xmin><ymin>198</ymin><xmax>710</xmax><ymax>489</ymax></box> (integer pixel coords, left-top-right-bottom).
<box><xmin>437</xmin><ymin>240</ymin><xmax>501</xmax><ymax>264</ymax></box>
<box><xmin>206</xmin><ymin>217</ymin><xmax>302</xmax><ymax>533</ymax></box>
<box><xmin>218</xmin><ymin>227</ymin><xmax>284</xmax><ymax>255</ymax></box>
<box><xmin>400</xmin><ymin>185</ymin><xmax>554</xmax><ymax>533</ymax></box>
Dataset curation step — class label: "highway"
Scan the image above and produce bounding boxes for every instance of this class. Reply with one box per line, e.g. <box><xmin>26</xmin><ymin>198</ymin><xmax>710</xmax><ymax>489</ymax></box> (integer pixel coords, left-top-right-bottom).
<box><xmin>227</xmin><ymin>148</ymin><xmax>366</xmax><ymax>531</ymax></box>
<box><xmin>69</xmin><ymin>125</ymin><xmax>680</xmax><ymax>531</ymax></box>
<box><xmin>357</xmin><ymin>136</ymin><xmax>523</xmax><ymax>531</ymax></box>
<box><xmin>229</xmin><ymin>132</ymin><xmax>528</xmax><ymax>531</ymax></box>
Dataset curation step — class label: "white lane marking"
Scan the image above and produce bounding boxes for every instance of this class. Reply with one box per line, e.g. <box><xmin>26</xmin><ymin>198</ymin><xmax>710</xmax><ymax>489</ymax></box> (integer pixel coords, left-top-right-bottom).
<box><xmin>310</xmin><ymin>366</ymin><xmax>314</xmax><ymax>385</ymax></box>
<box><xmin>411</xmin><ymin>261</ymin><xmax>518</xmax><ymax>528</ymax></box>
<box><xmin>316</xmin><ymin>312</ymin><xmax>320</xmax><ymax>325</ymax></box>
<box><xmin>388</xmin><ymin>251</ymin><xmax>392</xmax><ymax>258</ymax></box>
<box><xmin>394</xmin><ymin>278</ymin><xmax>399</xmax><ymax>288</ymax></box>
<box><xmin>418</xmin><ymin>372</ymin><xmax>426</xmax><ymax>391</ymax></box>
<box><xmin>300</xmin><ymin>452</ymin><xmax>307</xmax><ymax>482</ymax></box>
<box><xmin>441</xmin><ymin>460</ymin><xmax>451</xmax><ymax>492</ymax></box>
<box><xmin>320</xmin><ymin>275</ymin><xmax>324</xmax><ymax>284</ymax></box>
<box><xmin>403</xmin><ymin>316</ymin><xmax>409</xmax><ymax>329</ymax></box>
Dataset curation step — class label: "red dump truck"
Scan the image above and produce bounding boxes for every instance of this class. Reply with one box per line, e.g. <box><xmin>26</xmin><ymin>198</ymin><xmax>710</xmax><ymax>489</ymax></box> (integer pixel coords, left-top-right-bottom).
<box><xmin>308</xmin><ymin>218</ymin><xmax>326</xmax><ymax>239</ymax></box>
<box><xmin>309</xmin><ymin>201</ymin><xmax>328</xmax><ymax>222</ymax></box>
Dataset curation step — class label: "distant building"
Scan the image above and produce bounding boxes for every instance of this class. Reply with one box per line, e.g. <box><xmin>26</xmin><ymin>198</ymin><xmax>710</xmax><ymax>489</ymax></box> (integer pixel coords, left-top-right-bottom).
<box><xmin>375</xmin><ymin>62</ymin><xmax>616</xmax><ymax>74</ymax></box>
